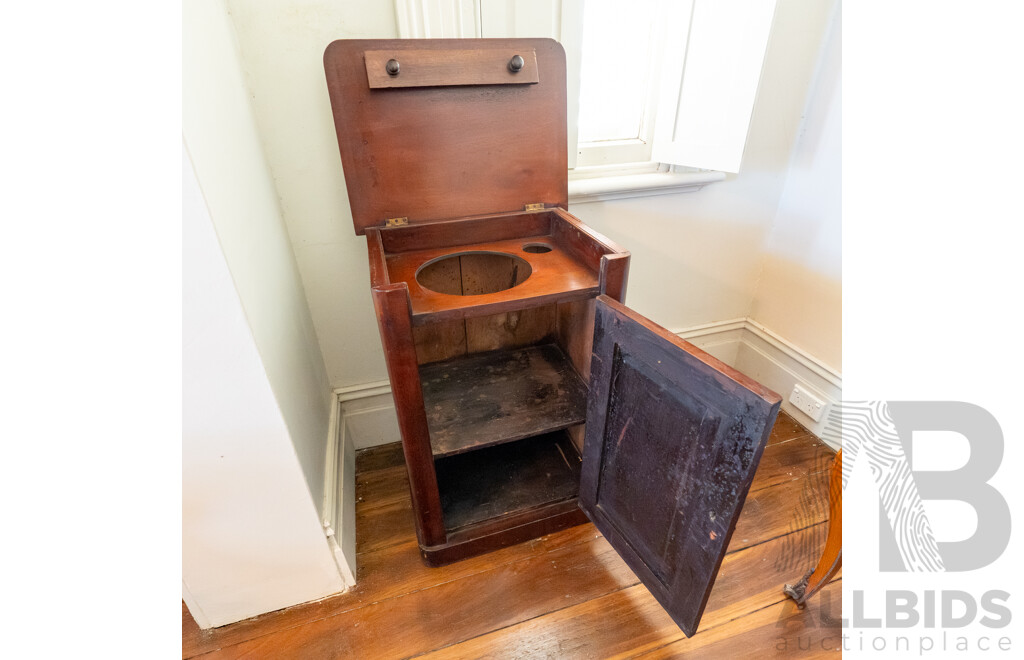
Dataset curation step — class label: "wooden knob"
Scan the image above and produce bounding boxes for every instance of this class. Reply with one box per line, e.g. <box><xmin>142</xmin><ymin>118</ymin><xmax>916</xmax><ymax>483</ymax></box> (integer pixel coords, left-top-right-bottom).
<box><xmin>508</xmin><ymin>54</ymin><xmax>524</xmax><ymax>73</ymax></box>
<box><xmin>385</xmin><ymin>59</ymin><xmax>400</xmax><ymax>76</ymax></box>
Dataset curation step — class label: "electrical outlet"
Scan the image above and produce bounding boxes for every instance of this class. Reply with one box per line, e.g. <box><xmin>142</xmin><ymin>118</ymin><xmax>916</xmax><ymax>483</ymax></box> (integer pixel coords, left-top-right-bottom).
<box><xmin>789</xmin><ymin>385</ymin><xmax>826</xmax><ymax>422</ymax></box>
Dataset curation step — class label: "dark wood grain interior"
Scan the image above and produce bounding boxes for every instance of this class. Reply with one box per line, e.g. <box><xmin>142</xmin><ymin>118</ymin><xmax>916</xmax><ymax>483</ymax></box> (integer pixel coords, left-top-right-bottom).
<box><xmin>420</xmin><ymin>343</ymin><xmax>588</xmax><ymax>458</ymax></box>
<box><xmin>411</xmin><ymin>303</ymin><xmax>559</xmax><ymax>368</ymax></box>
<box><xmin>464</xmin><ymin>304</ymin><xmax>559</xmax><ymax>355</ymax></box>
<box><xmin>435</xmin><ymin>431</ymin><xmax>582</xmax><ymax>531</ymax></box>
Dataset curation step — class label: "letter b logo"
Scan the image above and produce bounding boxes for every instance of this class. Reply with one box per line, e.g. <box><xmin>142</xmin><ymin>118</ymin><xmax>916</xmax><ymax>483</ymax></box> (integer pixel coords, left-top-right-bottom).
<box><xmin>881</xmin><ymin>402</ymin><xmax>1010</xmax><ymax>571</ymax></box>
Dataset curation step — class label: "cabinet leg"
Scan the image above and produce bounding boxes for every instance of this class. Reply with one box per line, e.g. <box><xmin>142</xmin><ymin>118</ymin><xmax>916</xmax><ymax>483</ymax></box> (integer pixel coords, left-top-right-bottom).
<box><xmin>784</xmin><ymin>449</ymin><xmax>842</xmax><ymax>606</ymax></box>
<box><xmin>372</xmin><ymin>284</ymin><xmax>447</xmax><ymax>548</ymax></box>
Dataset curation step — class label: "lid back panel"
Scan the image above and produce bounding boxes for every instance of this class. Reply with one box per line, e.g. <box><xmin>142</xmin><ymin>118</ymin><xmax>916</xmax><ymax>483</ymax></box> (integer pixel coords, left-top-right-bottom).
<box><xmin>324</xmin><ymin>39</ymin><xmax>568</xmax><ymax>235</ymax></box>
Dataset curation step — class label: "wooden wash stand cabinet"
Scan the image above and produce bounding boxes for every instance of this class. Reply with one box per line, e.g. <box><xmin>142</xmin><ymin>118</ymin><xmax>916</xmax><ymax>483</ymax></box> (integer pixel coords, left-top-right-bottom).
<box><xmin>324</xmin><ymin>38</ymin><xmax>782</xmax><ymax>636</ymax></box>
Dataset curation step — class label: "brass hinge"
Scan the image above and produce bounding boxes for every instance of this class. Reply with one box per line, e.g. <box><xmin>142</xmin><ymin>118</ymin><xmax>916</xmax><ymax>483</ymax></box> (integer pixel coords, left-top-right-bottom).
<box><xmin>384</xmin><ymin>216</ymin><xmax>409</xmax><ymax>227</ymax></box>
<box><xmin>524</xmin><ymin>203</ymin><xmax>546</xmax><ymax>212</ymax></box>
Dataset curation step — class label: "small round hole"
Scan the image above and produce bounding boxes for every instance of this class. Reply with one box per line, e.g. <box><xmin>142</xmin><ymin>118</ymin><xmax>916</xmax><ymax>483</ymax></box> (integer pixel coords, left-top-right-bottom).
<box><xmin>522</xmin><ymin>243</ymin><xmax>552</xmax><ymax>254</ymax></box>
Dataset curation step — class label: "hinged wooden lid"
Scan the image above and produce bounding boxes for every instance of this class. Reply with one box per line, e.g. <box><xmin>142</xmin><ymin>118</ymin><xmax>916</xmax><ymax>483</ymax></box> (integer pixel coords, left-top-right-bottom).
<box><xmin>324</xmin><ymin>39</ymin><xmax>568</xmax><ymax>235</ymax></box>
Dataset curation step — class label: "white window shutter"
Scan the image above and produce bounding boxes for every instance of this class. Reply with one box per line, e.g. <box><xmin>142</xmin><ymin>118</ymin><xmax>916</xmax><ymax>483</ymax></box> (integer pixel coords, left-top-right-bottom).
<box><xmin>395</xmin><ymin>0</ymin><xmax>482</xmax><ymax>38</ymax></box>
<box><xmin>652</xmin><ymin>0</ymin><xmax>776</xmax><ymax>173</ymax></box>
<box><xmin>559</xmin><ymin>1</ymin><xmax>584</xmax><ymax>170</ymax></box>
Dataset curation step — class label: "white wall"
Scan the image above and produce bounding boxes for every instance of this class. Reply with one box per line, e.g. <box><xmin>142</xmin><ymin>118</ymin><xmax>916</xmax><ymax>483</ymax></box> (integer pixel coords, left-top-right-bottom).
<box><xmin>748</xmin><ymin>5</ymin><xmax>842</xmax><ymax>373</ymax></box>
<box><xmin>183</xmin><ymin>0</ymin><xmax>348</xmax><ymax>627</ymax></box>
<box><xmin>225</xmin><ymin>0</ymin><xmax>399</xmax><ymax>390</ymax></box>
<box><xmin>183</xmin><ymin>0</ymin><xmax>334</xmax><ymax>509</ymax></box>
<box><xmin>183</xmin><ymin>147</ymin><xmax>346</xmax><ymax>628</ymax></box>
<box><xmin>224</xmin><ymin>0</ymin><xmax>837</xmax><ymax>390</ymax></box>
<box><xmin>728</xmin><ymin>4</ymin><xmax>842</xmax><ymax>438</ymax></box>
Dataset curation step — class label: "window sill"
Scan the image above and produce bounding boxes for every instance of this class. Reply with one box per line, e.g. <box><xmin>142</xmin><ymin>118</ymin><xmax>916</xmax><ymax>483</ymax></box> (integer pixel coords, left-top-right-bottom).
<box><xmin>567</xmin><ymin>167</ymin><xmax>726</xmax><ymax>205</ymax></box>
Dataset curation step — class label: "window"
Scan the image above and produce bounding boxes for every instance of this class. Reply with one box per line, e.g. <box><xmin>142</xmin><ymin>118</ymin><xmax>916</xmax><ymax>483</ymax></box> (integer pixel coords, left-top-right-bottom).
<box><xmin>575</xmin><ymin>0</ymin><xmax>777</xmax><ymax>174</ymax></box>
<box><xmin>395</xmin><ymin>0</ymin><xmax>777</xmax><ymax>196</ymax></box>
<box><xmin>575</xmin><ymin>0</ymin><xmax>662</xmax><ymax>168</ymax></box>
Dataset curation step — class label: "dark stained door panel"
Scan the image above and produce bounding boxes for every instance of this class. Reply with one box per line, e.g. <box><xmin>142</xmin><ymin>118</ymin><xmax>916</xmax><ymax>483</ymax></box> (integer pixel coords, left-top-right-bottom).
<box><xmin>580</xmin><ymin>295</ymin><xmax>782</xmax><ymax>636</ymax></box>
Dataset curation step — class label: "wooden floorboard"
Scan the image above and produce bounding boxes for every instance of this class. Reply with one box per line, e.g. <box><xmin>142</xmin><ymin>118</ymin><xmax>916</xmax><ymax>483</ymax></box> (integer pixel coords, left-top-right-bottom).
<box><xmin>732</xmin><ymin>464</ymin><xmax>831</xmax><ymax>553</ymax></box>
<box><xmin>354</xmin><ymin>496</ymin><xmax>418</xmax><ymax>556</ymax></box>
<box><xmin>355</xmin><ymin>442</ymin><xmax>406</xmax><ymax>475</ymax></box>
<box><xmin>182</xmin><ymin>411</ymin><xmax>840</xmax><ymax>659</ymax></box>
<box><xmin>197</xmin><ymin>535</ymin><xmax>640</xmax><ymax>659</ymax></box>
<box><xmin>415</xmin><ymin>523</ymin><xmax>832</xmax><ymax>659</ymax></box>
<box><xmin>766</xmin><ymin>412</ymin><xmax>816</xmax><ymax>445</ymax></box>
<box><xmin>749</xmin><ymin>433</ymin><xmax>833</xmax><ymax>494</ymax></box>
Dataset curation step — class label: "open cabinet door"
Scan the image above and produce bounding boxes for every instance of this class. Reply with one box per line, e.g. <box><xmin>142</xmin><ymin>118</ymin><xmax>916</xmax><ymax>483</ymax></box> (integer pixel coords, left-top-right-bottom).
<box><xmin>580</xmin><ymin>296</ymin><xmax>782</xmax><ymax>637</ymax></box>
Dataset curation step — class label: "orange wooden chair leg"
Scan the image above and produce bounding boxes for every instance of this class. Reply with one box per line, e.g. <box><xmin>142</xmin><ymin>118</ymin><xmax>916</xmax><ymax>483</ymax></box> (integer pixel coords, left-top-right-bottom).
<box><xmin>784</xmin><ymin>449</ymin><xmax>842</xmax><ymax>606</ymax></box>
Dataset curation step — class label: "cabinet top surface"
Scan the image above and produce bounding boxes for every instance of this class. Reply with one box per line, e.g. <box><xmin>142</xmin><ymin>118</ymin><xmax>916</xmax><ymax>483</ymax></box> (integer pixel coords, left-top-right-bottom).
<box><xmin>387</xmin><ymin>232</ymin><xmax>598</xmax><ymax>323</ymax></box>
<box><xmin>324</xmin><ymin>38</ymin><xmax>569</xmax><ymax>235</ymax></box>
<box><xmin>368</xmin><ymin>209</ymin><xmax>627</xmax><ymax>323</ymax></box>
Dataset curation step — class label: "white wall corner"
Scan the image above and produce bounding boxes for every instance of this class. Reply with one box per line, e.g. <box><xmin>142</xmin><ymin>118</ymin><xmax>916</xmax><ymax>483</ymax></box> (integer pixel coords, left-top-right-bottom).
<box><xmin>670</xmin><ymin>317</ymin><xmax>841</xmax><ymax>447</ymax></box>
<box><xmin>733</xmin><ymin>319</ymin><xmax>842</xmax><ymax>447</ymax></box>
<box><xmin>182</xmin><ymin>580</ymin><xmax>212</xmax><ymax>630</ymax></box>
<box><xmin>673</xmin><ymin>317</ymin><xmax>748</xmax><ymax>367</ymax></box>
<box><xmin>321</xmin><ymin>397</ymin><xmax>358</xmax><ymax>587</ymax></box>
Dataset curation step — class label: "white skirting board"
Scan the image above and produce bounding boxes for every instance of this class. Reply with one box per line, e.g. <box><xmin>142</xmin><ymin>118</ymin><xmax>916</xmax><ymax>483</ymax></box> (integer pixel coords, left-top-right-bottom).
<box><xmin>731</xmin><ymin>321</ymin><xmax>842</xmax><ymax>444</ymax></box>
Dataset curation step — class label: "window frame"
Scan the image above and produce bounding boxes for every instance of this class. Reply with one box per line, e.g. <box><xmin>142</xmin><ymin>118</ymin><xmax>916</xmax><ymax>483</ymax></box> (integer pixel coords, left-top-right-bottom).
<box><xmin>572</xmin><ymin>0</ymin><xmax>666</xmax><ymax>169</ymax></box>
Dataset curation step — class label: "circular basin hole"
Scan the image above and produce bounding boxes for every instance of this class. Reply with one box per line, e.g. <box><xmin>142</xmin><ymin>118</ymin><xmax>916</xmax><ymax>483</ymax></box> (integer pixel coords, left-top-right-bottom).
<box><xmin>522</xmin><ymin>242</ymin><xmax>553</xmax><ymax>254</ymax></box>
<box><xmin>416</xmin><ymin>251</ymin><xmax>532</xmax><ymax>296</ymax></box>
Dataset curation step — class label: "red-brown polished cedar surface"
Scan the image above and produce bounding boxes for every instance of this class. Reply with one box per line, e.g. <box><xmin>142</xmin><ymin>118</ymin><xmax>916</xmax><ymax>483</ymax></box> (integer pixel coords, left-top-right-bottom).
<box><xmin>323</xmin><ymin>39</ymin><xmax>568</xmax><ymax>235</ymax></box>
<box><xmin>385</xmin><ymin>234</ymin><xmax>599</xmax><ymax>322</ymax></box>
<box><xmin>181</xmin><ymin>412</ymin><xmax>841</xmax><ymax>659</ymax></box>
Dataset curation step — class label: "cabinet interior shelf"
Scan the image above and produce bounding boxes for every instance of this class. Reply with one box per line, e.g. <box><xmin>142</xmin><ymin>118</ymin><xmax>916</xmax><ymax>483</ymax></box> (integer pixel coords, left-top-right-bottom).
<box><xmin>420</xmin><ymin>343</ymin><xmax>588</xmax><ymax>458</ymax></box>
<box><xmin>435</xmin><ymin>431</ymin><xmax>582</xmax><ymax>532</ymax></box>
